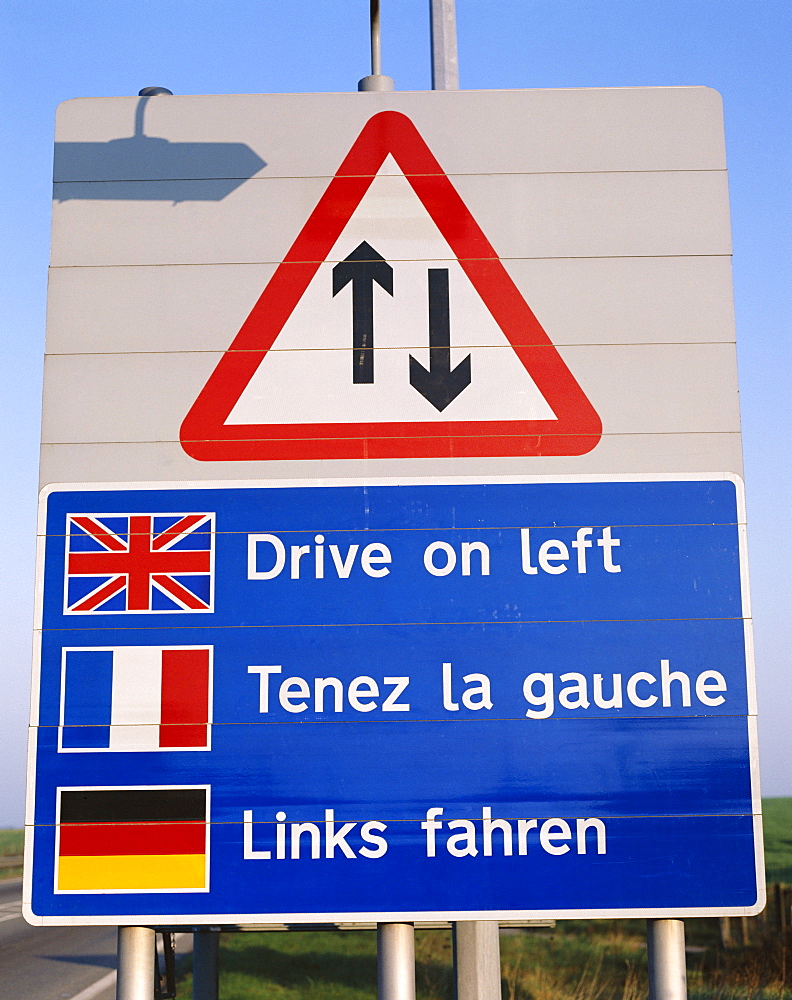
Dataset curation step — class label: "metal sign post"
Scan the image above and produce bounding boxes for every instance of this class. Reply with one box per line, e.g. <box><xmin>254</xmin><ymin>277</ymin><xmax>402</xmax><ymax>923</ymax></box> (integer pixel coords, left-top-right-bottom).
<box><xmin>430</xmin><ymin>0</ymin><xmax>460</xmax><ymax>90</ymax></box>
<box><xmin>378</xmin><ymin>923</ymin><xmax>416</xmax><ymax>1000</ymax></box>
<box><xmin>453</xmin><ymin>922</ymin><xmax>502</xmax><ymax>1000</ymax></box>
<box><xmin>648</xmin><ymin>919</ymin><xmax>688</xmax><ymax>1000</ymax></box>
<box><xmin>362</xmin><ymin>7</ymin><xmax>407</xmax><ymax>996</ymax></box>
<box><xmin>193</xmin><ymin>930</ymin><xmax>220</xmax><ymax>1000</ymax></box>
<box><xmin>116</xmin><ymin>926</ymin><xmax>155</xmax><ymax>1000</ymax></box>
<box><xmin>359</xmin><ymin>0</ymin><xmax>394</xmax><ymax>92</ymax></box>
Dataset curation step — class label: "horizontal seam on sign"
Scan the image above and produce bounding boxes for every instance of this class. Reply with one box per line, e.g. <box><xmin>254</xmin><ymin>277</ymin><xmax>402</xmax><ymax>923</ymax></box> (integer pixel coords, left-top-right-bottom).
<box><xmin>31</xmin><ymin>811</ymin><xmax>758</xmax><ymax>828</ymax></box>
<box><xmin>47</xmin><ymin>253</ymin><xmax>735</xmax><ymax>268</ymax></box>
<box><xmin>37</xmin><ymin>614</ymin><xmax>749</xmax><ymax>623</ymax></box>
<box><xmin>39</xmin><ymin>607</ymin><xmax>751</xmax><ymax>615</ymax></box>
<box><xmin>43</xmin><ymin>432</ymin><xmax>744</xmax><ymax>445</ymax></box>
<box><xmin>41</xmin><ymin>712</ymin><xmax>754</xmax><ymax>728</ymax></box>
<box><xmin>37</xmin><ymin>615</ymin><xmax>750</xmax><ymax>633</ymax></box>
<box><xmin>51</xmin><ymin>168</ymin><xmax>729</xmax><ymax>183</ymax></box>
<box><xmin>38</xmin><ymin>521</ymin><xmax>745</xmax><ymax>535</ymax></box>
<box><xmin>43</xmin><ymin>342</ymin><xmax>738</xmax><ymax>356</ymax></box>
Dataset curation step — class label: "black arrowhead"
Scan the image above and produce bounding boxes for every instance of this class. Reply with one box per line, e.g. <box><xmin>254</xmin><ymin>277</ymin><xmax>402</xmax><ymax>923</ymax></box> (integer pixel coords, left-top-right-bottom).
<box><xmin>333</xmin><ymin>241</ymin><xmax>393</xmax><ymax>384</ymax></box>
<box><xmin>409</xmin><ymin>268</ymin><xmax>471</xmax><ymax>411</ymax></box>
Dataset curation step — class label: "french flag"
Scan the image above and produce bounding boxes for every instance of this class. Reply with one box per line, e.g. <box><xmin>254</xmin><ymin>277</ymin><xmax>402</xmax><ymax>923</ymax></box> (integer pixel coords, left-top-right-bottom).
<box><xmin>59</xmin><ymin>646</ymin><xmax>212</xmax><ymax>752</ymax></box>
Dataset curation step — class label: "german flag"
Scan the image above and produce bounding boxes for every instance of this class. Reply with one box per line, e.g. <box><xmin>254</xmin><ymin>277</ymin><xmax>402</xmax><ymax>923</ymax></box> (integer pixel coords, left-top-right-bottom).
<box><xmin>56</xmin><ymin>786</ymin><xmax>208</xmax><ymax>892</ymax></box>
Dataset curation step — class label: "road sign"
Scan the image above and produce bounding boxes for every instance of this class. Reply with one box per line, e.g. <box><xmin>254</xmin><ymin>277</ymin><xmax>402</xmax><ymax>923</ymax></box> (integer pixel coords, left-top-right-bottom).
<box><xmin>180</xmin><ymin>111</ymin><xmax>602</xmax><ymax>461</ymax></box>
<box><xmin>28</xmin><ymin>87</ymin><xmax>761</xmax><ymax>926</ymax></box>
<box><xmin>26</xmin><ymin>476</ymin><xmax>761</xmax><ymax>924</ymax></box>
<box><xmin>40</xmin><ymin>87</ymin><xmax>740</xmax><ymax>485</ymax></box>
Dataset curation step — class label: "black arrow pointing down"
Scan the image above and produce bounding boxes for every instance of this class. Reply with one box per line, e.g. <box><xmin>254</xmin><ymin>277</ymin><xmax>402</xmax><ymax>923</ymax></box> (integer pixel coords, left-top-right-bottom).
<box><xmin>409</xmin><ymin>268</ymin><xmax>471</xmax><ymax>411</ymax></box>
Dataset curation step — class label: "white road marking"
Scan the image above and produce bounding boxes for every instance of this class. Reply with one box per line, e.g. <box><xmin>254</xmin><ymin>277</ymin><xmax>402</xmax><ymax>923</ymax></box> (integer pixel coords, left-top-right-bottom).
<box><xmin>0</xmin><ymin>897</ymin><xmax>23</xmax><ymax>922</ymax></box>
<box><xmin>68</xmin><ymin>969</ymin><xmax>116</xmax><ymax>1000</ymax></box>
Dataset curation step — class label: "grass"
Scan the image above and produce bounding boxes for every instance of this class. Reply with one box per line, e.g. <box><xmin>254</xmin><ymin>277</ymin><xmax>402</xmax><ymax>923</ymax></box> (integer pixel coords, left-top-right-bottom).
<box><xmin>0</xmin><ymin>829</ymin><xmax>24</xmax><ymax>856</ymax></box>
<box><xmin>176</xmin><ymin>930</ymin><xmax>387</xmax><ymax>1000</ymax></box>
<box><xmin>0</xmin><ymin>828</ymin><xmax>23</xmax><ymax>880</ymax></box>
<box><xmin>174</xmin><ymin>919</ymin><xmax>792</xmax><ymax>1000</ymax></box>
<box><xmin>762</xmin><ymin>799</ymin><xmax>792</xmax><ymax>883</ymax></box>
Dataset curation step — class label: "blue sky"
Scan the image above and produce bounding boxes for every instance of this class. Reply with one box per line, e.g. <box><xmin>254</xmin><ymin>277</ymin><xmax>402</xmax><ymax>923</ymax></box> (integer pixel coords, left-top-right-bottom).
<box><xmin>1</xmin><ymin>0</ymin><xmax>789</xmax><ymax>826</ymax></box>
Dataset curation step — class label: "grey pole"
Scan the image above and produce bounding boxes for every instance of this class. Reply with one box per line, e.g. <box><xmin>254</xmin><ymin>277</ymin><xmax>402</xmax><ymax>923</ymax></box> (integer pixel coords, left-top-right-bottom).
<box><xmin>647</xmin><ymin>919</ymin><xmax>688</xmax><ymax>1000</ymax></box>
<box><xmin>429</xmin><ymin>6</ymin><xmax>503</xmax><ymax>1000</ymax></box>
<box><xmin>430</xmin><ymin>0</ymin><xmax>459</xmax><ymax>90</ymax></box>
<box><xmin>193</xmin><ymin>930</ymin><xmax>220</xmax><ymax>1000</ymax></box>
<box><xmin>453</xmin><ymin>921</ymin><xmax>502</xmax><ymax>1000</ymax></box>
<box><xmin>377</xmin><ymin>922</ymin><xmax>416</xmax><ymax>1000</ymax></box>
<box><xmin>359</xmin><ymin>0</ymin><xmax>395</xmax><ymax>92</ymax></box>
<box><xmin>371</xmin><ymin>0</ymin><xmax>383</xmax><ymax>76</ymax></box>
<box><xmin>116</xmin><ymin>926</ymin><xmax>155</xmax><ymax>1000</ymax></box>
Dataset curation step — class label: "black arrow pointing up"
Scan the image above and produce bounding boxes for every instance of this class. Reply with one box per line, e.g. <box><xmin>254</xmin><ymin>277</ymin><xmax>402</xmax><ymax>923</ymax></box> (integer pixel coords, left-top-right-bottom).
<box><xmin>409</xmin><ymin>268</ymin><xmax>471</xmax><ymax>411</ymax></box>
<box><xmin>332</xmin><ymin>241</ymin><xmax>393</xmax><ymax>384</ymax></box>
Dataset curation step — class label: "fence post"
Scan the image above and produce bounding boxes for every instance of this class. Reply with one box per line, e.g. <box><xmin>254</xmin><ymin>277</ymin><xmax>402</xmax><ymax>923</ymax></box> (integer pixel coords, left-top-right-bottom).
<box><xmin>775</xmin><ymin>884</ymin><xmax>787</xmax><ymax>936</ymax></box>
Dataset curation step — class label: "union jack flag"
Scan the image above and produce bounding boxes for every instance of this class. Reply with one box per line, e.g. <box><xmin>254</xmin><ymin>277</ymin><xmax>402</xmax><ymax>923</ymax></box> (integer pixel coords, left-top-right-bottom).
<box><xmin>64</xmin><ymin>513</ymin><xmax>215</xmax><ymax>614</ymax></box>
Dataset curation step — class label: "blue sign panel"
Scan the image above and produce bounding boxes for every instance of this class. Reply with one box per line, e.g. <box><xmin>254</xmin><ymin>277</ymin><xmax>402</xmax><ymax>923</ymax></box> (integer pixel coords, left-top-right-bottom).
<box><xmin>25</xmin><ymin>477</ymin><xmax>762</xmax><ymax>924</ymax></box>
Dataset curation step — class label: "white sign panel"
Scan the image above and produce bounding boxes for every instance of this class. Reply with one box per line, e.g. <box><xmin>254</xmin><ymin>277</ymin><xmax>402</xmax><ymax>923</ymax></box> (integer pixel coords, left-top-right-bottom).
<box><xmin>42</xmin><ymin>86</ymin><xmax>740</xmax><ymax>486</ymax></box>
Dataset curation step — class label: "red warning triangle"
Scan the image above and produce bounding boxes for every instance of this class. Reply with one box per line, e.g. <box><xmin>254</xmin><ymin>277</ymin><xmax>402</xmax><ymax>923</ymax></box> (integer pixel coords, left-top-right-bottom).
<box><xmin>180</xmin><ymin>111</ymin><xmax>602</xmax><ymax>461</ymax></box>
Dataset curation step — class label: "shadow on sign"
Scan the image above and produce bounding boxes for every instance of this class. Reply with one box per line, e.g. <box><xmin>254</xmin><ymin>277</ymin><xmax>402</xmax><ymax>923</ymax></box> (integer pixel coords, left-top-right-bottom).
<box><xmin>54</xmin><ymin>96</ymin><xmax>267</xmax><ymax>203</ymax></box>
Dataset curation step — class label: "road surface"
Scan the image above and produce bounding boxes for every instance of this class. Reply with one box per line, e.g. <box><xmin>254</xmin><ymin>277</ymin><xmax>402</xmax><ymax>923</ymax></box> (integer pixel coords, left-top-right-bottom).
<box><xmin>0</xmin><ymin>879</ymin><xmax>195</xmax><ymax>999</ymax></box>
<box><xmin>0</xmin><ymin>877</ymin><xmax>117</xmax><ymax>1000</ymax></box>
